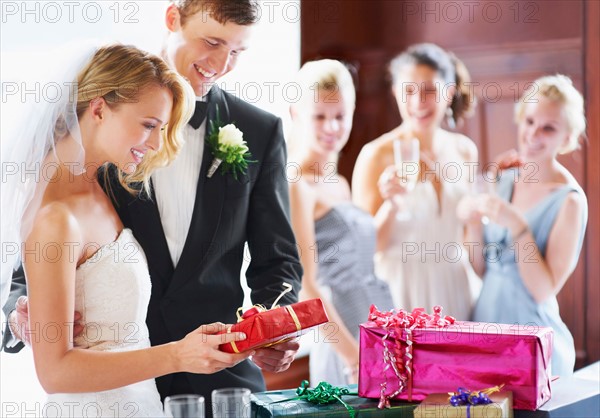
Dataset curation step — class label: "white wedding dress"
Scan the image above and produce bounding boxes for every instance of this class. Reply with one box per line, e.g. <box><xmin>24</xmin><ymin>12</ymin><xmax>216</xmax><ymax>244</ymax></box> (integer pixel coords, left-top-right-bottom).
<box><xmin>45</xmin><ymin>228</ymin><xmax>166</xmax><ymax>418</ymax></box>
<box><xmin>375</xmin><ymin>145</ymin><xmax>480</xmax><ymax>321</ymax></box>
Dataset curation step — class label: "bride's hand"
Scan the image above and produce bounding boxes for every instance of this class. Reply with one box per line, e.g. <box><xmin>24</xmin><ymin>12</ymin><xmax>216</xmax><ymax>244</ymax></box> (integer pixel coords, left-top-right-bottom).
<box><xmin>173</xmin><ymin>322</ymin><xmax>253</xmax><ymax>374</ymax></box>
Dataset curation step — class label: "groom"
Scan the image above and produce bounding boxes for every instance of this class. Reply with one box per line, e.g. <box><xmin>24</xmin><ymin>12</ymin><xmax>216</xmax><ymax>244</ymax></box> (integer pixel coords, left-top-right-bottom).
<box><xmin>3</xmin><ymin>0</ymin><xmax>302</xmax><ymax>411</ymax></box>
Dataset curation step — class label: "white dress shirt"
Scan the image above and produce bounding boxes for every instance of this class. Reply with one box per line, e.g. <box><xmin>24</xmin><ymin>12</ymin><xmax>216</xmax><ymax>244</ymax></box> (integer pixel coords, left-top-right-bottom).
<box><xmin>152</xmin><ymin>116</ymin><xmax>206</xmax><ymax>267</ymax></box>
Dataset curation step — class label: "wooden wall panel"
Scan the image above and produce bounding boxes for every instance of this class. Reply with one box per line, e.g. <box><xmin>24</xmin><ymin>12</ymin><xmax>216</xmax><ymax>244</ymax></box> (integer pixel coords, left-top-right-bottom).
<box><xmin>300</xmin><ymin>0</ymin><xmax>598</xmax><ymax>369</ymax></box>
<box><xmin>584</xmin><ymin>0</ymin><xmax>600</xmax><ymax>364</ymax></box>
<box><xmin>380</xmin><ymin>0</ymin><xmax>582</xmax><ymax>51</ymax></box>
<box><xmin>263</xmin><ymin>355</ymin><xmax>309</xmax><ymax>390</ymax></box>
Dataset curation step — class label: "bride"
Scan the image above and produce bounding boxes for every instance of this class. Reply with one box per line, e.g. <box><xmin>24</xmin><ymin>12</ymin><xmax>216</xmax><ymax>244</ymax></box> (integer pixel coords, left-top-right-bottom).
<box><xmin>1</xmin><ymin>43</ymin><xmax>250</xmax><ymax>417</ymax></box>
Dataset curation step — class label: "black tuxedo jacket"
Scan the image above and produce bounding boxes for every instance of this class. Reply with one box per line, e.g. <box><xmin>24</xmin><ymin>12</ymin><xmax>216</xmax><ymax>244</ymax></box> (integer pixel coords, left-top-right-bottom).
<box><xmin>3</xmin><ymin>86</ymin><xmax>302</xmax><ymax>401</ymax></box>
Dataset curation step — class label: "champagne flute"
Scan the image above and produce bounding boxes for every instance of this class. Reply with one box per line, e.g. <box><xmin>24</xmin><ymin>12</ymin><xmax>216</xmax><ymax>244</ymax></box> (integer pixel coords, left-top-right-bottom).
<box><xmin>392</xmin><ymin>138</ymin><xmax>420</xmax><ymax>220</ymax></box>
<box><xmin>212</xmin><ymin>388</ymin><xmax>251</xmax><ymax>418</ymax></box>
<box><xmin>165</xmin><ymin>394</ymin><xmax>205</xmax><ymax>418</ymax></box>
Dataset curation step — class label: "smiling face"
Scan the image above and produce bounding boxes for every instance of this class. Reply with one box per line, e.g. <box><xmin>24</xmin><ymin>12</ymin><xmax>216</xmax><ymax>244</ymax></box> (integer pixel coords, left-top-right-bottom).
<box><xmin>302</xmin><ymin>89</ymin><xmax>353</xmax><ymax>156</ymax></box>
<box><xmin>164</xmin><ymin>5</ymin><xmax>252</xmax><ymax>97</ymax></box>
<box><xmin>517</xmin><ymin>95</ymin><xmax>570</xmax><ymax>162</ymax></box>
<box><xmin>393</xmin><ymin>64</ymin><xmax>454</xmax><ymax>135</ymax></box>
<box><xmin>98</xmin><ymin>85</ymin><xmax>173</xmax><ymax>175</ymax></box>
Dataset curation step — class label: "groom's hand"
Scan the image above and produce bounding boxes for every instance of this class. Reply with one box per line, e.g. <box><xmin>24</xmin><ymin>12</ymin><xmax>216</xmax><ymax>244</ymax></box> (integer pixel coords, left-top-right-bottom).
<box><xmin>8</xmin><ymin>296</ymin><xmax>31</xmax><ymax>345</ymax></box>
<box><xmin>7</xmin><ymin>296</ymin><xmax>83</xmax><ymax>345</ymax></box>
<box><xmin>251</xmin><ymin>339</ymin><xmax>300</xmax><ymax>373</ymax></box>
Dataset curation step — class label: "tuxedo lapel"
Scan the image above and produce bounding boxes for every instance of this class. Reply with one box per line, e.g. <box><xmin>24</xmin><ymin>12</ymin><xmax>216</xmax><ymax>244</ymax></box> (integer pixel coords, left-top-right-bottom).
<box><xmin>166</xmin><ymin>88</ymin><xmax>227</xmax><ymax>295</ymax></box>
<box><xmin>127</xmin><ymin>182</ymin><xmax>174</xmax><ymax>295</ymax></box>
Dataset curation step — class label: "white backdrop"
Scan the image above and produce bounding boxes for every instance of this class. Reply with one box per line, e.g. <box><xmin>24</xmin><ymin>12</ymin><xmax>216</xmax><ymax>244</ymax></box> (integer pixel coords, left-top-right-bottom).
<box><xmin>0</xmin><ymin>1</ymin><xmax>300</xmax><ymax>414</ymax></box>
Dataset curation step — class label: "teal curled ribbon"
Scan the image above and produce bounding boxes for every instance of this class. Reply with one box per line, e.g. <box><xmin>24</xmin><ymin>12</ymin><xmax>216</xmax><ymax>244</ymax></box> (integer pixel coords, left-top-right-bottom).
<box><xmin>272</xmin><ymin>380</ymin><xmax>358</xmax><ymax>417</ymax></box>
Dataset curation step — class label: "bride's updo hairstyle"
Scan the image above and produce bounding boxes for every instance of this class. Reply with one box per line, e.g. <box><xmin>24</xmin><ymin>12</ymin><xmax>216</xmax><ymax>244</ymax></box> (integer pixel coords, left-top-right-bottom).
<box><xmin>75</xmin><ymin>44</ymin><xmax>195</xmax><ymax>195</ymax></box>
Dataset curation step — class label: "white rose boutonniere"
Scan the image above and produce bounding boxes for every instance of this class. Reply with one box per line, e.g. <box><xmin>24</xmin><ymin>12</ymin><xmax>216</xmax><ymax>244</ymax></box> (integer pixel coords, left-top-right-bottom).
<box><xmin>206</xmin><ymin>107</ymin><xmax>256</xmax><ymax>180</ymax></box>
<box><xmin>218</xmin><ymin>124</ymin><xmax>245</xmax><ymax>148</ymax></box>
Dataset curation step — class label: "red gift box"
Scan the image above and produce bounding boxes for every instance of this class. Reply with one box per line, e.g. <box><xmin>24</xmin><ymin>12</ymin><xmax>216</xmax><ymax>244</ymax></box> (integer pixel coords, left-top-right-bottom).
<box><xmin>219</xmin><ymin>298</ymin><xmax>329</xmax><ymax>353</ymax></box>
<box><xmin>359</xmin><ymin>306</ymin><xmax>553</xmax><ymax>411</ymax></box>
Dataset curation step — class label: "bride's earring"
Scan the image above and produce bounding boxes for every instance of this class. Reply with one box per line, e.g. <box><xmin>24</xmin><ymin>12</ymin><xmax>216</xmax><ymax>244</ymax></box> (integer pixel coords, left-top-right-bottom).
<box><xmin>446</xmin><ymin>107</ymin><xmax>455</xmax><ymax>130</ymax></box>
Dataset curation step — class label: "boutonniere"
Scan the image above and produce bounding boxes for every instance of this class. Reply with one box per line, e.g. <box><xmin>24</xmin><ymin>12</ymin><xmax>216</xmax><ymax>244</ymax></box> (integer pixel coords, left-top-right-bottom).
<box><xmin>206</xmin><ymin>107</ymin><xmax>256</xmax><ymax>180</ymax></box>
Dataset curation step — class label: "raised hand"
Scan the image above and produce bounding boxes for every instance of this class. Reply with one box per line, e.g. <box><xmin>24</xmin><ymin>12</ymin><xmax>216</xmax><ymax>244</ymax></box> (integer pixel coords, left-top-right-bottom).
<box><xmin>492</xmin><ymin>149</ymin><xmax>524</xmax><ymax>176</ymax></box>
<box><xmin>456</xmin><ymin>195</ymin><xmax>486</xmax><ymax>225</ymax></box>
<box><xmin>478</xmin><ymin>194</ymin><xmax>528</xmax><ymax>236</ymax></box>
<box><xmin>457</xmin><ymin>194</ymin><xmax>527</xmax><ymax>237</ymax></box>
<box><xmin>377</xmin><ymin>165</ymin><xmax>410</xmax><ymax>204</ymax></box>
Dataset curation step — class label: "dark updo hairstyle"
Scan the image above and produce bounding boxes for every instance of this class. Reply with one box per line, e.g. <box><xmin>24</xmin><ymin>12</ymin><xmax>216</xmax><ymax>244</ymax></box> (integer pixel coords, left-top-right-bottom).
<box><xmin>389</xmin><ymin>43</ymin><xmax>475</xmax><ymax>126</ymax></box>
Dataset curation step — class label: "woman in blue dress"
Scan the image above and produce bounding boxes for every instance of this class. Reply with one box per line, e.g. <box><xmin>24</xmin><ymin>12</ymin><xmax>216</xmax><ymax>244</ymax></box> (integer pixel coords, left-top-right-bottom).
<box><xmin>288</xmin><ymin>60</ymin><xmax>394</xmax><ymax>385</ymax></box>
<box><xmin>458</xmin><ymin>75</ymin><xmax>588</xmax><ymax>376</ymax></box>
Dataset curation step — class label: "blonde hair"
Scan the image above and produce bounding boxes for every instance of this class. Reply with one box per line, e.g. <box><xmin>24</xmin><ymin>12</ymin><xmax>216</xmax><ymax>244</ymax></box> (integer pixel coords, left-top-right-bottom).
<box><xmin>295</xmin><ymin>59</ymin><xmax>356</xmax><ymax>108</ymax></box>
<box><xmin>289</xmin><ymin>59</ymin><xmax>356</xmax><ymax>158</ymax></box>
<box><xmin>515</xmin><ymin>74</ymin><xmax>586</xmax><ymax>154</ymax></box>
<box><xmin>75</xmin><ymin>44</ymin><xmax>195</xmax><ymax>195</ymax></box>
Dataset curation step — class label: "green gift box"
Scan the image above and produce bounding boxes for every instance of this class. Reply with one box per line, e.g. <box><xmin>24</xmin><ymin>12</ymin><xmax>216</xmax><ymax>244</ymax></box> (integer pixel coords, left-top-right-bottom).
<box><xmin>251</xmin><ymin>384</ymin><xmax>418</xmax><ymax>417</ymax></box>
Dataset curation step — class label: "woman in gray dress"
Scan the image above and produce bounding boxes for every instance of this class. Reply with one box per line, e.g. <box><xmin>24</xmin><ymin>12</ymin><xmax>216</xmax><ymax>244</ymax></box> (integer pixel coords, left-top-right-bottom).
<box><xmin>458</xmin><ymin>75</ymin><xmax>587</xmax><ymax>376</ymax></box>
<box><xmin>288</xmin><ymin>60</ymin><xmax>394</xmax><ymax>385</ymax></box>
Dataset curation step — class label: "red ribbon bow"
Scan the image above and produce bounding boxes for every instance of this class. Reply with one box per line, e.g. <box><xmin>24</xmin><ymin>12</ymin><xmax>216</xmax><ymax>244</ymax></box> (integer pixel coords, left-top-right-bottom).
<box><xmin>368</xmin><ymin>305</ymin><xmax>455</xmax><ymax>409</ymax></box>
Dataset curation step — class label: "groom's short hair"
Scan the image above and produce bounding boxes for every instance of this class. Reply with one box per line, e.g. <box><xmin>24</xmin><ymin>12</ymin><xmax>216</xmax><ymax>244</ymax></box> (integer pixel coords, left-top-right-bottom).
<box><xmin>172</xmin><ymin>0</ymin><xmax>260</xmax><ymax>26</ymax></box>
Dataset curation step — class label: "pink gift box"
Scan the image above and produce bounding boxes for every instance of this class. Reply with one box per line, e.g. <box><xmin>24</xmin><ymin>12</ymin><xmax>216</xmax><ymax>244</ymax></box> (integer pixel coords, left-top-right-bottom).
<box><xmin>359</xmin><ymin>320</ymin><xmax>553</xmax><ymax>410</ymax></box>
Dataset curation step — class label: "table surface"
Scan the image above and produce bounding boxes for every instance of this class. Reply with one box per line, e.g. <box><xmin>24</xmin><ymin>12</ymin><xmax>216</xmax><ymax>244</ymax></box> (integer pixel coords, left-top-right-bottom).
<box><xmin>514</xmin><ymin>361</ymin><xmax>599</xmax><ymax>417</ymax></box>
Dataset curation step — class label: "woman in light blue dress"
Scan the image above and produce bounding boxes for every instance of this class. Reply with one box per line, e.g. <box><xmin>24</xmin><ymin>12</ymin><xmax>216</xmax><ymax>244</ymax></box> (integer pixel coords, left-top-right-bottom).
<box><xmin>459</xmin><ymin>75</ymin><xmax>588</xmax><ymax>376</ymax></box>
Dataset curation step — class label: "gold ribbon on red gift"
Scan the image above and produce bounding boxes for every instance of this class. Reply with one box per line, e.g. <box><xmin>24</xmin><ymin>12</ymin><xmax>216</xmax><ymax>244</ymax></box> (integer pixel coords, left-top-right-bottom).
<box><xmin>220</xmin><ymin>284</ymin><xmax>328</xmax><ymax>354</ymax></box>
<box><xmin>228</xmin><ymin>305</ymin><xmax>303</xmax><ymax>354</ymax></box>
<box><xmin>234</xmin><ymin>282</ymin><xmax>295</xmax><ymax>323</ymax></box>
<box><xmin>285</xmin><ymin>305</ymin><xmax>302</xmax><ymax>330</ymax></box>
